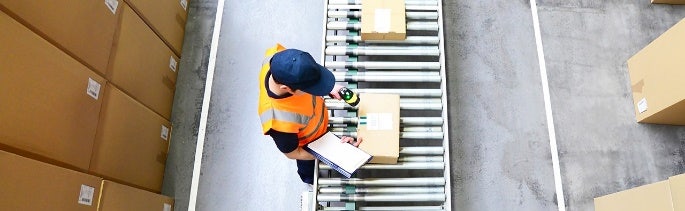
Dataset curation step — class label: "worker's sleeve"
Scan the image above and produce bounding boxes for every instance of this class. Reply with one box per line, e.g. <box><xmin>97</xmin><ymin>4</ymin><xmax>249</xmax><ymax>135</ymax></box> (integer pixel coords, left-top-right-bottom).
<box><xmin>267</xmin><ymin>129</ymin><xmax>299</xmax><ymax>153</ymax></box>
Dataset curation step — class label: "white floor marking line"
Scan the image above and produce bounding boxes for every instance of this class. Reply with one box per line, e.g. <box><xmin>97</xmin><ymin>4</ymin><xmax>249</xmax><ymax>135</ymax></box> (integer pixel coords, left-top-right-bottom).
<box><xmin>188</xmin><ymin>0</ymin><xmax>226</xmax><ymax>210</ymax></box>
<box><xmin>529</xmin><ymin>0</ymin><xmax>567</xmax><ymax>210</ymax></box>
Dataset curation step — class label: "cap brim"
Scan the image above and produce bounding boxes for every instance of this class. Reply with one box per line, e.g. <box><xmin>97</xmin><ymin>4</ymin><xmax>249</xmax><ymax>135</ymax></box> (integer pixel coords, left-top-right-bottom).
<box><xmin>301</xmin><ymin>65</ymin><xmax>335</xmax><ymax>96</ymax></box>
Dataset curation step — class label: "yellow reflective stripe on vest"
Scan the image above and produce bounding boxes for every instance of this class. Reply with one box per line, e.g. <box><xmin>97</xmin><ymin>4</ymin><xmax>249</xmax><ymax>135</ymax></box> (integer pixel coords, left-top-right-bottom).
<box><xmin>260</xmin><ymin>108</ymin><xmax>311</xmax><ymax>126</ymax></box>
<box><xmin>298</xmin><ymin>95</ymin><xmax>326</xmax><ymax>141</ymax></box>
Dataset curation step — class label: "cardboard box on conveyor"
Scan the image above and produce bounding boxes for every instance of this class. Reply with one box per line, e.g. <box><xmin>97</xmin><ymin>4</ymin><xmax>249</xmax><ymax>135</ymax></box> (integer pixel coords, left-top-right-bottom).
<box><xmin>357</xmin><ymin>93</ymin><xmax>400</xmax><ymax>164</ymax></box>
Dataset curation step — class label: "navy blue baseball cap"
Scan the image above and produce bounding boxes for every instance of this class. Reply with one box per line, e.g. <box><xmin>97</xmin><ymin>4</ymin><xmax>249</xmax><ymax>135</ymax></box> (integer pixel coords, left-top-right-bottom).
<box><xmin>270</xmin><ymin>49</ymin><xmax>335</xmax><ymax>96</ymax></box>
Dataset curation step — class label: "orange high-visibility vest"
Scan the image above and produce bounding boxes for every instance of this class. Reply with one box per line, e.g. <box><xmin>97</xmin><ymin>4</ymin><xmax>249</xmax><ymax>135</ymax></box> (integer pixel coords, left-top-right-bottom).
<box><xmin>258</xmin><ymin>44</ymin><xmax>329</xmax><ymax>147</ymax></box>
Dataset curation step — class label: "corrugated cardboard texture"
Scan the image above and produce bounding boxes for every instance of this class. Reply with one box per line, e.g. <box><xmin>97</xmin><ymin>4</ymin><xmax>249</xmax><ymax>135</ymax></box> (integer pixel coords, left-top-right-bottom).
<box><xmin>107</xmin><ymin>5</ymin><xmax>178</xmax><ymax>121</ymax></box>
<box><xmin>627</xmin><ymin>18</ymin><xmax>685</xmax><ymax>125</ymax></box>
<box><xmin>361</xmin><ymin>0</ymin><xmax>406</xmax><ymax>40</ymax></box>
<box><xmin>357</xmin><ymin>93</ymin><xmax>400</xmax><ymax>164</ymax></box>
<box><xmin>0</xmin><ymin>10</ymin><xmax>104</xmax><ymax>171</ymax></box>
<box><xmin>125</xmin><ymin>0</ymin><xmax>188</xmax><ymax>56</ymax></box>
<box><xmin>652</xmin><ymin>0</ymin><xmax>685</xmax><ymax>4</ymax></box>
<box><xmin>669</xmin><ymin>174</ymin><xmax>685</xmax><ymax>211</ymax></box>
<box><xmin>90</xmin><ymin>85</ymin><xmax>171</xmax><ymax>193</ymax></box>
<box><xmin>0</xmin><ymin>151</ymin><xmax>102</xmax><ymax>210</ymax></box>
<box><xmin>594</xmin><ymin>181</ymin><xmax>674</xmax><ymax>211</ymax></box>
<box><xmin>98</xmin><ymin>180</ymin><xmax>174</xmax><ymax>211</ymax></box>
<box><xmin>0</xmin><ymin>0</ymin><xmax>121</xmax><ymax>75</ymax></box>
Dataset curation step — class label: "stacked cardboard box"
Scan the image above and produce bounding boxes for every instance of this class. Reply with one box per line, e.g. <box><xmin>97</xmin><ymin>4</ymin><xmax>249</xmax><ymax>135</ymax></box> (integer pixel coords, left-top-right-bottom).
<box><xmin>99</xmin><ymin>180</ymin><xmax>175</xmax><ymax>211</ymax></box>
<box><xmin>0</xmin><ymin>0</ymin><xmax>185</xmax><ymax>206</ymax></box>
<box><xmin>0</xmin><ymin>8</ymin><xmax>105</xmax><ymax>171</ymax></box>
<box><xmin>108</xmin><ymin>4</ymin><xmax>179</xmax><ymax>121</ymax></box>
<box><xmin>595</xmin><ymin>174</ymin><xmax>685</xmax><ymax>211</ymax></box>
<box><xmin>0</xmin><ymin>0</ymin><xmax>121</xmax><ymax>75</ymax></box>
<box><xmin>125</xmin><ymin>0</ymin><xmax>189</xmax><ymax>56</ymax></box>
<box><xmin>91</xmin><ymin>84</ymin><xmax>171</xmax><ymax>192</ymax></box>
<box><xmin>0</xmin><ymin>150</ymin><xmax>174</xmax><ymax>211</ymax></box>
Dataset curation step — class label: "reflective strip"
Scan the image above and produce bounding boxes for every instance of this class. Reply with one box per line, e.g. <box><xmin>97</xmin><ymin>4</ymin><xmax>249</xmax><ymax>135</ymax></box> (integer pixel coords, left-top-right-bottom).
<box><xmin>262</xmin><ymin>55</ymin><xmax>273</xmax><ymax>66</ymax></box>
<box><xmin>299</xmin><ymin>96</ymin><xmax>327</xmax><ymax>141</ymax></box>
<box><xmin>260</xmin><ymin>108</ymin><xmax>311</xmax><ymax>126</ymax></box>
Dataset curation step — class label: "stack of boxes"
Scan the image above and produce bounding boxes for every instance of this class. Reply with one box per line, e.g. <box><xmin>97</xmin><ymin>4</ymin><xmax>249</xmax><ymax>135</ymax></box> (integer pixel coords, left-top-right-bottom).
<box><xmin>595</xmin><ymin>14</ymin><xmax>685</xmax><ymax>211</ymax></box>
<box><xmin>0</xmin><ymin>0</ymin><xmax>188</xmax><ymax>209</ymax></box>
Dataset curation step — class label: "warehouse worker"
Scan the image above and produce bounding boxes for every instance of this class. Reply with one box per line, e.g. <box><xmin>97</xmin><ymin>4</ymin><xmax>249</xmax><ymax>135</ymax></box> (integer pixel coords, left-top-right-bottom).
<box><xmin>258</xmin><ymin>44</ymin><xmax>362</xmax><ymax>185</ymax></box>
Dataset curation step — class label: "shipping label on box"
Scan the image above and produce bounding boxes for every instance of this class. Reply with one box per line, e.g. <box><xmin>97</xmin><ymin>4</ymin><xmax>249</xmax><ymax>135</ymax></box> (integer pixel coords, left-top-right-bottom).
<box><xmin>0</xmin><ymin>151</ymin><xmax>101</xmax><ymax>210</ymax></box>
<box><xmin>357</xmin><ymin>93</ymin><xmax>400</xmax><ymax>164</ymax></box>
<box><xmin>361</xmin><ymin>0</ymin><xmax>406</xmax><ymax>40</ymax></box>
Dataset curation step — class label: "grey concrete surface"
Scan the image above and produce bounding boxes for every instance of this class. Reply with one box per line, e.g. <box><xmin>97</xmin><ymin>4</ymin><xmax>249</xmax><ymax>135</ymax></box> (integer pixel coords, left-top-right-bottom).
<box><xmin>536</xmin><ymin>1</ymin><xmax>685</xmax><ymax>210</ymax></box>
<box><xmin>193</xmin><ymin>1</ymin><xmax>326</xmax><ymax>211</ymax></box>
<box><xmin>443</xmin><ymin>0</ymin><xmax>558</xmax><ymax>210</ymax></box>
<box><xmin>161</xmin><ymin>1</ymin><xmax>218</xmax><ymax>211</ymax></box>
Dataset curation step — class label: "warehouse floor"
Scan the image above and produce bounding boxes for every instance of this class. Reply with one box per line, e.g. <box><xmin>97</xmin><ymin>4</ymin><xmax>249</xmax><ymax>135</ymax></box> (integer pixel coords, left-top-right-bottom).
<box><xmin>162</xmin><ymin>0</ymin><xmax>685</xmax><ymax>210</ymax></box>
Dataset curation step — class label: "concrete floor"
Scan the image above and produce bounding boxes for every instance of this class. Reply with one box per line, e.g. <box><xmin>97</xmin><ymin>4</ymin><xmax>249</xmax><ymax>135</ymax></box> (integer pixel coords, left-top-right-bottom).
<box><xmin>537</xmin><ymin>1</ymin><xmax>685</xmax><ymax>210</ymax></box>
<box><xmin>163</xmin><ymin>0</ymin><xmax>685</xmax><ymax>210</ymax></box>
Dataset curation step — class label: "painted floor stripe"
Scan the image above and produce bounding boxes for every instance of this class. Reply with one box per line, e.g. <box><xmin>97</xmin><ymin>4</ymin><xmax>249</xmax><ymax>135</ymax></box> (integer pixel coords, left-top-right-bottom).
<box><xmin>529</xmin><ymin>0</ymin><xmax>566</xmax><ymax>210</ymax></box>
<box><xmin>187</xmin><ymin>0</ymin><xmax>226</xmax><ymax>210</ymax></box>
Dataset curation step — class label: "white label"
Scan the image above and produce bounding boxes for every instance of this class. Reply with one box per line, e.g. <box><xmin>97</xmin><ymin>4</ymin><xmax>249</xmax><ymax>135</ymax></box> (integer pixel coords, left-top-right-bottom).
<box><xmin>180</xmin><ymin>0</ymin><xmax>188</xmax><ymax>11</ymax></box>
<box><xmin>161</xmin><ymin>125</ymin><xmax>170</xmax><ymax>141</ymax></box>
<box><xmin>638</xmin><ymin>98</ymin><xmax>648</xmax><ymax>113</ymax></box>
<box><xmin>374</xmin><ymin>9</ymin><xmax>391</xmax><ymax>33</ymax></box>
<box><xmin>104</xmin><ymin>0</ymin><xmax>119</xmax><ymax>14</ymax></box>
<box><xmin>367</xmin><ymin>113</ymin><xmax>393</xmax><ymax>130</ymax></box>
<box><xmin>163</xmin><ymin>203</ymin><xmax>172</xmax><ymax>211</ymax></box>
<box><xmin>86</xmin><ymin>78</ymin><xmax>101</xmax><ymax>100</ymax></box>
<box><xmin>169</xmin><ymin>56</ymin><xmax>178</xmax><ymax>72</ymax></box>
<box><xmin>78</xmin><ymin>185</ymin><xmax>95</xmax><ymax>206</ymax></box>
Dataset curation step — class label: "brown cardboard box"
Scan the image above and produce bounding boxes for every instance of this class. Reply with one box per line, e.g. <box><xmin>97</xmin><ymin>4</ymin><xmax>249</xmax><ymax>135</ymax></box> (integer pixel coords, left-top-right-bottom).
<box><xmin>627</xmin><ymin>18</ymin><xmax>685</xmax><ymax>125</ymax></box>
<box><xmin>652</xmin><ymin>0</ymin><xmax>685</xmax><ymax>4</ymax></box>
<box><xmin>356</xmin><ymin>93</ymin><xmax>400</xmax><ymax>164</ymax></box>
<box><xmin>670</xmin><ymin>174</ymin><xmax>685</xmax><ymax>211</ymax></box>
<box><xmin>90</xmin><ymin>84</ymin><xmax>171</xmax><ymax>193</ymax></box>
<box><xmin>108</xmin><ymin>4</ymin><xmax>178</xmax><ymax>120</ymax></box>
<box><xmin>594</xmin><ymin>181</ymin><xmax>673</xmax><ymax>211</ymax></box>
<box><xmin>0</xmin><ymin>10</ymin><xmax>105</xmax><ymax>171</ymax></box>
<box><xmin>0</xmin><ymin>0</ymin><xmax>121</xmax><ymax>75</ymax></box>
<box><xmin>98</xmin><ymin>180</ymin><xmax>174</xmax><ymax>211</ymax></box>
<box><xmin>594</xmin><ymin>174</ymin><xmax>685</xmax><ymax>211</ymax></box>
<box><xmin>361</xmin><ymin>0</ymin><xmax>406</xmax><ymax>40</ymax></box>
<box><xmin>125</xmin><ymin>0</ymin><xmax>188</xmax><ymax>56</ymax></box>
<box><xmin>0</xmin><ymin>150</ymin><xmax>102</xmax><ymax>210</ymax></box>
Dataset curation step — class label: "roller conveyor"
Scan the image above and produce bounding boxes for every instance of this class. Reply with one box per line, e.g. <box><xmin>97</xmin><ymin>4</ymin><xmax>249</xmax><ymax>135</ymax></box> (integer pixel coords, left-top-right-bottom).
<box><xmin>325</xmin><ymin>61</ymin><xmax>441</xmax><ymax>70</ymax></box>
<box><xmin>328</xmin><ymin>5</ymin><xmax>440</xmax><ymax>11</ymax></box>
<box><xmin>330</xmin><ymin>131</ymin><xmax>444</xmax><ymax>140</ymax></box>
<box><xmin>328</xmin><ymin>0</ymin><xmax>438</xmax><ymax>6</ymax></box>
<box><xmin>319</xmin><ymin>186</ymin><xmax>445</xmax><ymax>194</ymax></box>
<box><xmin>322</xmin><ymin>206</ymin><xmax>444</xmax><ymax>211</ymax></box>
<box><xmin>327</xmin><ymin>11</ymin><xmax>438</xmax><ymax>20</ymax></box>
<box><xmin>326</xmin><ymin>35</ymin><xmax>440</xmax><ymax>44</ymax></box>
<box><xmin>325</xmin><ymin>46</ymin><xmax>440</xmax><ymax>56</ymax></box>
<box><xmin>327</xmin><ymin>21</ymin><xmax>439</xmax><ymax>31</ymax></box>
<box><xmin>329</xmin><ymin>117</ymin><xmax>444</xmax><ymax>126</ymax></box>
<box><xmin>309</xmin><ymin>0</ymin><xmax>451</xmax><ymax>209</ymax></box>
<box><xmin>332</xmin><ymin>71</ymin><xmax>441</xmax><ymax>83</ymax></box>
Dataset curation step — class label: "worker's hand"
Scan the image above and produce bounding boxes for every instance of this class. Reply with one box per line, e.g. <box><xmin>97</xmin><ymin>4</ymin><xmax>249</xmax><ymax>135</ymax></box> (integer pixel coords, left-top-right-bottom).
<box><xmin>341</xmin><ymin>136</ymin><xmax>363</xmax><ymax>147</ymax></box>
<box><xmin>329</xmin><ymin>84</ymin><xmax>344</xmax><ymax>100</ymax></box>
